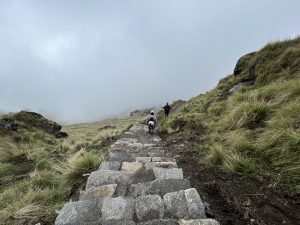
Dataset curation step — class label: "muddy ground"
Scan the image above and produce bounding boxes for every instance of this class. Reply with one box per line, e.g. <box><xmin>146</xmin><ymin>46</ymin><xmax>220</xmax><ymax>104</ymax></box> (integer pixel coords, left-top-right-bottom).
<box><xmin>163</xmin><ymin>140</ymin><xmax>300</xmax><ymax>225</ymax></box>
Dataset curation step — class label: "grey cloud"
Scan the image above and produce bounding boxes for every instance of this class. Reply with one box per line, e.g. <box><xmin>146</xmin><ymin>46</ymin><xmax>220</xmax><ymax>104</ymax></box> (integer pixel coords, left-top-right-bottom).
<box><xmin>0</xmin><ymin>0</ymin><xmax>299</xmax><ymax>123</ymax></box>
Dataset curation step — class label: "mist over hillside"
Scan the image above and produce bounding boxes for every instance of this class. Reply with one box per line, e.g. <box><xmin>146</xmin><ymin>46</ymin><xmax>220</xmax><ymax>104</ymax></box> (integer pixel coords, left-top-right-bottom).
<box><xmin>0</xmin><ymin>1</ymin><xmax>299</xmax><ymax>123</ymax></box>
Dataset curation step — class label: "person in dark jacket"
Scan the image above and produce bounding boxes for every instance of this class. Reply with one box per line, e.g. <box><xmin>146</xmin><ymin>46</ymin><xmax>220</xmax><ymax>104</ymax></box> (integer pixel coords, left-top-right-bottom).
<box><xmin>163</xmin><ymin>103</ymin><xmax>171</xmax><ymax>117</ymax></box>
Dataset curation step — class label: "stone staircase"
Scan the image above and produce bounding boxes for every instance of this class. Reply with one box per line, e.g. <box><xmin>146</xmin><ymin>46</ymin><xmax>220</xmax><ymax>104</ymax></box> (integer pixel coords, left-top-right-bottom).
<box><xmin>55</xmin><ymin>125</ymin><xmax>220</xmax><ymax>225</ymax></box>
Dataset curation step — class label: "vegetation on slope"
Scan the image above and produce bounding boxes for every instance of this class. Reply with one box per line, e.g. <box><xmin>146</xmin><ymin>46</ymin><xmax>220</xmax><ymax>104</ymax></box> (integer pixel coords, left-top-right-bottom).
<box><xmin>0</xmin><ymin>112</ymin><xmax>139</xmax><ymax>225</ymax></box>
<box><xmin>159</xmin><ymin>37</ymin><xmax>300</xmax><ymax>194</ymax></box>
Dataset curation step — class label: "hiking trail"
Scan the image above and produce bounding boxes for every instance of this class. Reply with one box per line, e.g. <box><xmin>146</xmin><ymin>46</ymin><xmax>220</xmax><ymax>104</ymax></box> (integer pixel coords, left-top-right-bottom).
<box><xmin>55</xmin><ymin>124</ymin><xmax>220</xmax><ymax>225</ymax></box>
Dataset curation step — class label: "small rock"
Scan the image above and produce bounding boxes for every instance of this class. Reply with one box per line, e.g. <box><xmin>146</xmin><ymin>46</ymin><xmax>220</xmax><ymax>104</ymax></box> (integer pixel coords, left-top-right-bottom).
<box><xmin>203</xmin><ymin>202</ymin><xmax>214</xmax><ymax>218</ymax></box>
<box><xmin>55</xmin><ymin>131</ymin><xmax>68</xmax><ymax>138</ymax></box>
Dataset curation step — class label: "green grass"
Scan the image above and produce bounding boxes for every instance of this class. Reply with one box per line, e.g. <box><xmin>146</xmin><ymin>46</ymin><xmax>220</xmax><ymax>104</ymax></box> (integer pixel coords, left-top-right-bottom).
<box><xmin>0</xmin><ymin>114</ymin><xmax>141</xmax><ymax>224</ymax></box>
<box><xmin>159</xmin><ymin>36</ymin><xmax>300</xmax><ymax>194</ymax></box>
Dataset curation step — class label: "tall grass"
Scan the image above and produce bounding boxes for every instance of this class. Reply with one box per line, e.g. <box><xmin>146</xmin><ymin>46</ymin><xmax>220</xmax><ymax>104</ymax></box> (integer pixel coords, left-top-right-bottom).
<box><xmin>0</xmin><ymin>115</ymin><xmax>140</xmax><ymax>224</ymax></box>
<box><xmin>160</xmin><ymin>37</ymin><xmax>300</xmax><ymax>194</ymax></box>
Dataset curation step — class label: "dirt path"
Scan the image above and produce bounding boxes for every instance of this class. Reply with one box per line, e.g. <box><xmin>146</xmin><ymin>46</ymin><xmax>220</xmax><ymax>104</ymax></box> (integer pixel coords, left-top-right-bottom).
<box><xmin>162</xmin><ymin>140</ymin><xmax>300</xmax><ymax>225</ymax></box>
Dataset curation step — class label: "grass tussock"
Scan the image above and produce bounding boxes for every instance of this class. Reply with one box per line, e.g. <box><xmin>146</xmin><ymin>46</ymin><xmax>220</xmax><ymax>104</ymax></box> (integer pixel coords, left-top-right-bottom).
<box><xmin>0</xmin><ymin>114</ymin><xmax>140</xmax><ymax>224</ymax></box>
<box><xmin>159</xmin><ymin>37</ymin><xmax>300</xmax><ymax>194</ymax></box>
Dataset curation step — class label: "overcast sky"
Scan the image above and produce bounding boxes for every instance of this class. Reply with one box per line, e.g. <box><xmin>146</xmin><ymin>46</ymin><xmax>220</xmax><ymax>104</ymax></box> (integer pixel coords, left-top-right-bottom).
<box><xmin>0</xmin><ymin>0</ymin><xmax>299</xmax><ymax>123</ymax></box>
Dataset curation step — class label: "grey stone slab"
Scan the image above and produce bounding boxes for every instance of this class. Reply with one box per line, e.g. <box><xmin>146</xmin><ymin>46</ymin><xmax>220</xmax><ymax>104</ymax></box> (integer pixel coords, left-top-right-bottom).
<box><xmin>64</xmin><ymin>219</ymin><xmax>136</xmax><ymax>225</ymax></box>
<box><xmin>129</xmin><ymin>179</ymin><xmax>191</xmax><ymax>197</ymax></box>
<box><xmin>136</xmin><ymin>157</ymin><xmax>152</xmax><ymax>163</ymax></box>
<box><xmin>55</xmin><ymin>199</ymin><xmax>103</xmax><ymax>225</ymax></box>
<box><xmin>178</xmin><ymin>219</ymin><xmax>220</xmax><ymax>225</ymax></box>
<box><xmin>99</xmin><ymin>161</ymin><xmax>121</xmax><ymax>170</ymax></box>
<box><xmin>152</xmin><ymin>157</ymin><xmax>176</xmax><ymax>162</ymax></box>
<box><xmin>122</xmin><ymin>162</ymin><xmax>144</xmax><ymax>172</ymax></box>
<box><xmin>135</xmin><ymin>195</ymin><xmax>164</xmax><ymax>222</ymax></box>
<box><xmin>148</xmin><ymin>151</ymin><xmax>165</xmax><ymax>157</ymax></box>
<box><xmin>80</xmin><ymin>184</ymin><xmax>117</xmax><ymax>201</ymax></box>
<box><xmin>108</xmin><ymin>151</ymin><xmax>135</xmax><ymax>163</ymax></box>
<box><xmin>138</xmin><ymin>219</ymin><xmax>179</xmax><ymax>225</ymax></box>
<box><xmin>163</xmin><ymin>189</ymin><xmax>206</xmax><ymax>219</ymax></box>
<box><xmin>144</xmin><ymin>162</ymin><xmax>177</xmax><ymax>170</ymax></box>
<box><xmin>86</xmin><ymin>170</ymin><xmax>124</xmax><ymax>189</ymax></box>
<box><xmin>153</xmin><ymin>168</ymin><xmax>183</xmax><ymax>180</ymax></box>
<box><xmin>101</xmin><ymin>197</ymin><xmax>135</xmax><ymax>220</ymax></box>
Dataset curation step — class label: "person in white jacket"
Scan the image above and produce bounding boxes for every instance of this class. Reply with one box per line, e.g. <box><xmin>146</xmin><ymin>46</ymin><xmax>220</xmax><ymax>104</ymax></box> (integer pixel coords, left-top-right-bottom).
<box><xmin>146</xmin><ymin>110</ymin><xmax>157</xmax><ymax>125</ymax></box>
<box><xmin>146</xmin><ymin>110</ymin><xmax>157</xmax><ymax>134</ymax></box>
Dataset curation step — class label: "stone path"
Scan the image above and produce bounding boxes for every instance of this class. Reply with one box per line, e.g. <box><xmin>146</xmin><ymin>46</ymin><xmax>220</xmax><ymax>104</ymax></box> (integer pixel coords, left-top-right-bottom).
<box><xmin>55</xmin><ymin>124</ymin><xmax>220</xmax><ymax>225</ymax></box>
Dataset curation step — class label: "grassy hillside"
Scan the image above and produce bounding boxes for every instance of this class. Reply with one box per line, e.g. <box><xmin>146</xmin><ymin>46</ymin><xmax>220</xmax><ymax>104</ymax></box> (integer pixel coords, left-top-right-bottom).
<box><xmin>0</xmin><ymin>113</ymin><xmax>139</xmax><ymax>225</ymax></box>
<box><xmin>159</xmin><ymin>37</ymin><xmax>300</xmax><ymax>194</ymax></box>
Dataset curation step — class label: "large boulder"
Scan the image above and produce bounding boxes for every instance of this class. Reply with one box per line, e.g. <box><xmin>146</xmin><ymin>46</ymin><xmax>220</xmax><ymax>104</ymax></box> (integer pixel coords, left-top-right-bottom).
<box><xmin>234</xmin><ymin>52</ymin><xmax>257</xmax><ymax>76</ymax></box>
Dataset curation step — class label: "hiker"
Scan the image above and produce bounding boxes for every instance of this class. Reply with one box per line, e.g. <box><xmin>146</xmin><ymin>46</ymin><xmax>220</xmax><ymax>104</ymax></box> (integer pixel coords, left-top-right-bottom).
<box><xmin>146</xmin><ymin>110</ymin><xmax>157</xmax><ymax>134</ymax></box>
<box><xmin>163</xmin><ymin>102</ymin><xmax>171</xmax><ymax>117</ymax></box>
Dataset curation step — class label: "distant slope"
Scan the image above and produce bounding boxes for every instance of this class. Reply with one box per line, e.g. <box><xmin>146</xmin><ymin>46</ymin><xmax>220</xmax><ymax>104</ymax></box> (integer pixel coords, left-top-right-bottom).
<box><xmin>159</xmin><ymin>37</ymin><xmax>300</xmax><ymax>194</ymax></box>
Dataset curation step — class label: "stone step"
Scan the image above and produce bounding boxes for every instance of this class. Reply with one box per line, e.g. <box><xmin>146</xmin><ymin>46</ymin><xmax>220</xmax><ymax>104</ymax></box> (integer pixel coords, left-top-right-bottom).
<box><xmin>121</xmin><ymin>162</ymin><xmax>144</xmax><ymax>173</ymax></box>
<box><xmin>79</xmin><ymin>184</ymin><xmax>117</xmax><ymax>201</ymax></box>
<box><xmin>153</xmin><ymin>167</ymin><xmax>183</xmax><ymax>180</ymax></box>
<box><xmin>129</xmin><ymin>179</ymin><xmax>191</xmax><ymax>197</ymax></box>
<box><xmin>99</xmin><ymin>161</ymin><xmax>121</xmax><ymax>171</ymax></box>
<box><xmin>137</xmin><ymin>219</ymin><xmax>220</xmax><ymax>225</ymax></box>
<box><xmin>152</xmin><ymin>157</ymin><xmax>176</xmax><ymax>162</ymax></box>
<box><xmin>144</xmin><ymin>162</ymin><xmax>178</xmax><ymax>170</ymax></box>
<box><xmin>55</xmin><ymin>197</ymin><xmax>135</xmax><ymax>225</ymax></box>
<box><xmin>86</xmin><ymin>170</ymin><xmax>124</xmax><ymax>189</ymax></box>
<box><xmin>163</xmin><ymin>188</ymin><xmax>206</xmax><ymax>220</ymax></box>
<box><xmin>86</xmin><ymin>169</ymin><xmax>156</xmax><ymax>191</ymax></box>
<box><xmin>136</xmin><ymin>157</ymin><xmax>152</xmax><ymax>163</ymax></box>
<box><xmin>135</xmin><ymin>195</ymin><xmax>164</xmax><ymax>222</ymax></box>
<box><xmin>137</xmin><ymin>220</ymin><xmax>178</xmax><ymax>225</ymax></box>
<box><xmin>108</xmin><ymin>151</ymin><xmax>135</xmax><ymax>163</ymax></box>
<box><xmin>178</xmin><ymin>219</ymin><xmax>220</xmax><ymax>225</ymax></box>
<box><xmin>136</xmin><ymin>157</ymin><xmax>176</xmax><ymax>163</ymax></box>
<box><xmin>148</xmin><ymin>151</ymin><xmax>165</xmax><ymax>157</ymax></box>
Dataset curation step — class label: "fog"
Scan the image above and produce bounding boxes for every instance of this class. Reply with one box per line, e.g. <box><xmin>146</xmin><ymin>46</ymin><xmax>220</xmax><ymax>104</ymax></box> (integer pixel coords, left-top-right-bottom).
<box><xmin>0</xmin><ymin>0</ymin><xmax>299</xmax><ymax>123</ymax></box>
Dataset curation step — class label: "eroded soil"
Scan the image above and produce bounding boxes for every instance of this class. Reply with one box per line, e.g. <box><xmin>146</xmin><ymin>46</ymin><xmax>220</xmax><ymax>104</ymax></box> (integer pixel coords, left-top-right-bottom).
<box><xmin>163</xmin><ymin>140</ymin><xmax>300</xmax><ymax>225</ymax></box>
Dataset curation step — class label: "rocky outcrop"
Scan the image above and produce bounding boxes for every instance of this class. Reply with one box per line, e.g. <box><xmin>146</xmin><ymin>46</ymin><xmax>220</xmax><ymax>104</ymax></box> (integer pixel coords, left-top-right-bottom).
<box><xmin>234</xmin><ymin>52</ymin><xmax>257</xmax><ymax>76</ymax></box>
<box><xmin>55</xmin><ymin>125</ymin><xmax>219</xmax><ymax>225</ymax></box>
<box><xmin>13</xmin><ymin>111</ymin><xmax>62</xmax><ymax>134</ymax></box>
<box><xmin>12</xmin><ymin>111</ymin><xmax>68</xmax><ymax>138</ymax></box>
